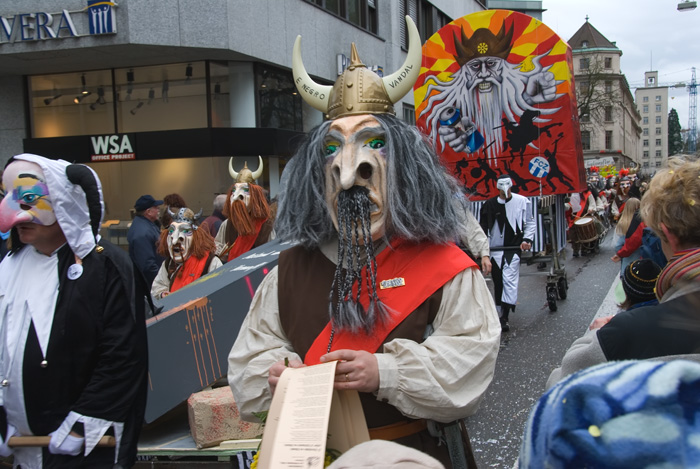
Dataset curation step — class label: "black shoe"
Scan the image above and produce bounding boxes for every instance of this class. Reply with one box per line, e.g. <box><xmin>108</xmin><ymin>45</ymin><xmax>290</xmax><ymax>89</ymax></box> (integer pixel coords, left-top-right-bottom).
<box><xmin>573</xmin><ymin>252</ymin><xmax>579</xmax><ymax>258</ymax></box>
<box><xmin>500</xmin><ymin>317</ymin><xmax>510</xmax><ymax>332</ymax></box>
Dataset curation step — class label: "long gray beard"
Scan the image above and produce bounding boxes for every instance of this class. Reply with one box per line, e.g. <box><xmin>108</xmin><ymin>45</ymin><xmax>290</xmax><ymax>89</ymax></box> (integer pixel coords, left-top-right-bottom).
<box><xmin>329</xmin><ymin>186</ymin><xmax>387</xmax><ymax>333</ymax></box>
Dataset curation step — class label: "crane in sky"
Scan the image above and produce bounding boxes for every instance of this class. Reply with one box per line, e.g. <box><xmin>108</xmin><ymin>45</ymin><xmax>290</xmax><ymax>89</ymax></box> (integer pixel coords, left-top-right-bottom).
<box><xmin>688</xmin><ymin>67</ymin><xmax>697</xmax><ymax>153</ymax></box>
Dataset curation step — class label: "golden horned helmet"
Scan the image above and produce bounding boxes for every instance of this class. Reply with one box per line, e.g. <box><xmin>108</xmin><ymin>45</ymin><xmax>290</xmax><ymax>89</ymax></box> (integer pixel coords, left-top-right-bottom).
<box><xmin>292</xmin><ymin>16</ymin><xmax>422</xmax><ymax>120</ymax></box>
<box><xmin>229</xmin><ymin>156</ymin><xmax>264</xmax><ymax>184</ymax></box>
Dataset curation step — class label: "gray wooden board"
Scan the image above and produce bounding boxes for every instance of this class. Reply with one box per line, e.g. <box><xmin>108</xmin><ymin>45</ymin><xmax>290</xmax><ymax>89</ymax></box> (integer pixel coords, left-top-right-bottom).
<box><xmin>144</xmin><ymin>239</ymin><xmax>297</xmax><ymax>423</ymax></box>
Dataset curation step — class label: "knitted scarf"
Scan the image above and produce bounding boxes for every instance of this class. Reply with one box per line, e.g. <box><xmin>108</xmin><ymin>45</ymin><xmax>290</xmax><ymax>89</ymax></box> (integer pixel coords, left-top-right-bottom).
<box><xmin>656</xmin><ymin>247</ymin><xmax>700</xmax><ymax>300</ymax></box>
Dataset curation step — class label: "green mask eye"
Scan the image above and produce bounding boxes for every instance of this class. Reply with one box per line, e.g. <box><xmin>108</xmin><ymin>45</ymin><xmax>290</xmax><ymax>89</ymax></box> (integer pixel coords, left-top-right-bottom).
<box><xmin>324</xmin><ymin>142</ymin><xmax>339</xmax><ymax>156</ymax></box>
<box><xmin>367</xmin><ymin>138</ymin><xmax>385</xmax><ymax>149</ymax></box>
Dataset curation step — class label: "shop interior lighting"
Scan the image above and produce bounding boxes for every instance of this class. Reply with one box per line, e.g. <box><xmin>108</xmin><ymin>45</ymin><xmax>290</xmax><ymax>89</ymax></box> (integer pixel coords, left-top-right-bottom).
<box><xmin>147</xmin><ymin>88</ymin><xmax>155</xmax><ymax>105</ymax></box>
<box><xmin>130</xmin><ymin>101</ymin><xmax>144</xmax><ymax>115</ymax></box>
<box><xmin>80</xmin><ymin>74</ymin><xmax>89</xmax><ymax>95</ymax></box>
<box><xmin>162</xmin><ymin>80</ymin><xmax>169</xmax><ymax>103</ymax></box>
<box><xmin>125</xmin><ymin>69</ymin><xmax>134</xmax><ymax>100</ymax></box>
<box><xmin>74</xmin><ymin>92</ymin><xmax>91</xmax><ymax>104</ymax></box>
<box><xmin>97</xmin><ymin>87</ymin><xmax>106</xmax><ymax>105</ymax></box>
<box><xmin>214</xmin><ymin>82</ymin><xmax>221</xmax><ymax>100</ymax></box>
<box><xmin>43</xmin><ymin>93</ymin><xmax>63</xmax><ymax>106</ymax></box>
<box><xmin>185</xmin><ymin>64</ymin><xmax>193</xmax><ymax>82</ymax></box>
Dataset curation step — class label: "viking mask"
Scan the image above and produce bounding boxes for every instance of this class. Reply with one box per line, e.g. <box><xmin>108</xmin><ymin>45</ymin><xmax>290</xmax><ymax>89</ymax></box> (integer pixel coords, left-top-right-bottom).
<box><xmin>0</xmin><ymin>160</ymin><xmax>57</xmax><ymax>231</ymax></box>
<box><xmin>324</xmin><ymin>115</ymin><xmax>388</xmax><ymax>242</ymax></box>
<box><xmin>231</xmin><ymin>183</ymin><xmax>251</xmax><ymax>209</ymax></box>
<box><xmin>166</xmin><ymin>207</ymin><xmax>201</xmax><ymax>263</ymax></box>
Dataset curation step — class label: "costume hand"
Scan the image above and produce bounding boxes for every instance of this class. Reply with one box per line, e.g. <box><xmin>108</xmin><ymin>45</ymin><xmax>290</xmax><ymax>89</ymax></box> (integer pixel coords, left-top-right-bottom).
<box><xmin>320</xmin><ymin>349</ymin><xmax>379</xmax><ymax>393</ymax></box>
<box><xmin>524</xmin><ymin>71</ymin><xmax>560</xmax><ymax>104</ymax></box>
<box><xmin>268</xmin><ymin>358</ymin><xmax>304</xmax><ymax>396</ymax></box>
<box><xmin>520</xmin><ymin>241</ymin><xmax>532</xmax><ymax>251</ymax></box>
<box><xmin>0</xmin><ymin>424</ymin><xmax>17</xmax><ymax>457</ymax></box>
<box><xmin>611</xmin><ymin>254</ymin><xmax>621</xmax><ymax>262</ymax></box>
<box><xmin>590</xmin><ymin>315</ymin><xmax>614</xmax><ymax>330</ymax></box>
<box><xmin>160</xmin><ymin>292</ymin><xmax>169</xmax><ymax>299</ymax></box>
<box><xmin>48</xmin><ymin>431</ymin><xmax>84</xmax><ymax>456</ymax></box>
<box><xmin>438</xmin><ymin>119</ymin><xmax>473</xmax><ymax>153</ymax></box>
<box><xmin>481</xmin><ymin>256</ymin><xmax>492</xmax><ymax>276</ymax></box>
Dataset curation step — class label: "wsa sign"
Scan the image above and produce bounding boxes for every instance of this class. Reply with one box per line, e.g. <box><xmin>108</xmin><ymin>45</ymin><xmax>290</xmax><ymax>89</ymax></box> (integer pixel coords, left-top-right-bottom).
<box><xmin>91</xmin><ymin>134</ymin><xmax>135</xmax><ymax>162</ymax></box>
<box><xmin>0</xmin><ymin>1</ymin><xmax>117</xmax><ymax>44</ymax></box>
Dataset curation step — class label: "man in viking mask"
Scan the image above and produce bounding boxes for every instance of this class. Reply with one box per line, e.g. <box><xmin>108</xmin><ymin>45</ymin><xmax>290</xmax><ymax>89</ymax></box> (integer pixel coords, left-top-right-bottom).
<box><xmin>228</xmin><ymin>18</ymin><xmax>500</xmax><ymax>466</ymax></box>
<box><xmin>611</xmin><ymin>170</ymin><xmax>632</xmax><ymax>221</ymax></box>
<box><xmin>151</xmin><ymin>207</ymin><xmax>222</xmax><ymax>300</ymax></box>
<box><xmin>479</xmin><ymin>175</ymin><xmax>536</xmax><ymax>331</ymax></box>
<box><xmin>0</xmin><ymin>154</ymin><xmax>147</xmax><ymax>468</ymax></box>
<box><xmin>214</xmin><ymin>157</ymin><xmax>273</xmax><ymax>262</ymax></box>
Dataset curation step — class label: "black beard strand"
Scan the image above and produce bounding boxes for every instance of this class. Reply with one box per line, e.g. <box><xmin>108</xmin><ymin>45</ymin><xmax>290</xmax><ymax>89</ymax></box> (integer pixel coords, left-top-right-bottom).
<box><xmin>329</xmin><ymin>186</ymin><xmax>385</xmax><ymax>333</ymax></box>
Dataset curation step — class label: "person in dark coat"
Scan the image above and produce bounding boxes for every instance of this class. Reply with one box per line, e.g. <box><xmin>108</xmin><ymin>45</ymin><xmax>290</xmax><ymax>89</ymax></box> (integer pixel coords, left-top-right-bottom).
<box><xmin>201</xmin><ymin>194</ymin><xmax>227</xmax><ymax>238</ymax></box>
<box><xmin>127</xmin><ymin>194</ymin><xmax>163</xmax><ymax>291</ymax></box>
<box><xmin>0</xmin><ymin>153</ymin><xmax>147</xmax><ymax>468</ymax></box>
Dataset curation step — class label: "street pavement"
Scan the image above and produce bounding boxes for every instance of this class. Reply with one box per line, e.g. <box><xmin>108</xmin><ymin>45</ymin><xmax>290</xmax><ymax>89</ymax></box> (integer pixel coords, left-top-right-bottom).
<box><xmin>465</xmin><ymin>230</ymin><xmax>621</xmax><ymax>468</ymax></box>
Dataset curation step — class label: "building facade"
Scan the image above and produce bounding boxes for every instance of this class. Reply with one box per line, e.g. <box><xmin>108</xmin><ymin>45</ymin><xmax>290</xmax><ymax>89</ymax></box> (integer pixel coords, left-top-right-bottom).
<box><xmin>568</xmin><ymin>20</ymin><xmax>641</xmax><ymax>171</ymax></box>
<box><xmin>634</xmin><ymin>71</ymin><xmax>669</xmax><ymax>176</ymax></box>
<box><xmin>0</xmin><ymin>0</ymin><xmax>486</xmax><ymax>223</ymax></box>
<box><xmin>485</xmin><ymin>0</ymin><xmax>543</xmax><ymax>20</ymax></box>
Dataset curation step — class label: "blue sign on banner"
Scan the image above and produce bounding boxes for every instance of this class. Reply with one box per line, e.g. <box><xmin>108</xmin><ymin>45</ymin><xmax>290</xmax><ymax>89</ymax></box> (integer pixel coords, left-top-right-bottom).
<box><xmin>88</xmin><ymin>1</ymin><xmax>116</xmax><ymax>35</ymax></box>
<box><xmin>528</xmin><ymin>156</ymin><xmax>550</xmax><ymax>178</ymax></box>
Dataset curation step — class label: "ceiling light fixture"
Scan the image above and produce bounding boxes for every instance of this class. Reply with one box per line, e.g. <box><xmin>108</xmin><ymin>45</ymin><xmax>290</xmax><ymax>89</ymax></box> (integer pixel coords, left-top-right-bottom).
<box><xmin>81</xmin><ymin>74</ymin><xmax>89</xmax><ymax>95</ymax></box>
<box><xmin>43</xmin><ymin>93</ymin><xmax>63</xmax><ymax>106</ymax></box>
<box><xmin>125</xmin><ymin>69</ymin><xmax>134</xmax><ymax>101</ymax></box>
<box><xmin>147</xmin><ymin>88</ymin><xmax>155</xmax><ymax>105</ymax></box>
<box><xmin>162</xmin><ymin>80</ymin><xmax>169</xmax><ymax>103</ymax></box>
<box><xmin>74</xmin><ymin>92</ymin><xmax>91</xmax><ymax>104</ymax></box>
<box><xmin>214</xmin><ymin>82</ymin><xmax>221</xmax><ymax>100</ymax></box>
<box><xmin>130</xmin><ymin>101</ymin><xmax>144</xmax><ymax>115</ymax></box>
<box><xmin>185</xmin><ymin>63</ymin><xmax>193</xmax><ymax>82</ymax></box>
<box><xmin>97</xmin><ymin>87</ymin><xmax>106</xmax><ymax>105</ymax></box>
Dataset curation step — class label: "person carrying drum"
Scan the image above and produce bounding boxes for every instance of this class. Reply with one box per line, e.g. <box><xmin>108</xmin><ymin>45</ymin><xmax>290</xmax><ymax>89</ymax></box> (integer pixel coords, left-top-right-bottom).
<box><xmin>570</xmin><ymin>182</ymin><xmax>601</xmax><ymax>257</ymax></box>
<box><xmin>480</xmin><ymin>175</ymin><xmax>536</xmax><ymax>332</ymax></box>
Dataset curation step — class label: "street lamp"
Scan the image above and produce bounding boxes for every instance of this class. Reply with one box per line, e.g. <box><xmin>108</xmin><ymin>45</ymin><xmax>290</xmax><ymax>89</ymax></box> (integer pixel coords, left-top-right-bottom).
<box><xmin>678</xmin><ymin>1</ymin><xmax>697</xmax><ymax>11</ymax></box>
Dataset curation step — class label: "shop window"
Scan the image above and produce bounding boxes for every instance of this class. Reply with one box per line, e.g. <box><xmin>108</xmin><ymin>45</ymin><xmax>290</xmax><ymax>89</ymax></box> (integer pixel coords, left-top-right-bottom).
<box><xmin>256</xmin><ymin>64</ymin><xmax>303</xmax><ymax>131</ymax></box>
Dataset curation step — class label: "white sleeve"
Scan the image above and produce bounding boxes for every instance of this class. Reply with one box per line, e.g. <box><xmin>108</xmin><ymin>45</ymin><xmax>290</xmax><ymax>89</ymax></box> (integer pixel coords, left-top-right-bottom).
<box><xmin>375</xmin><ymin>267</ymin><xmax>501</xmax><ymax>422</ymax></box>
<box><xmin>227</xmin><ymin>267</ymin><xmax>302</xmax><ymax>421</ymax></box>
<box><xmin>460</xmin><ymin>208</ymin><xmax>490</xmax><ymax>258</ymax></box>
<box><xmin>214</xmin><ymin>220</ymin><xmax>228</xmax><ymax>256</ymax></box>
<box><xmin>150</xmin><ymin>262</ymin><xmax>169</xmax><ymax>299</ymax></box>
<box><xmin>207</xmin><ymin>256</ymin><xmax>223</xmax><ymax>273</ymax></box>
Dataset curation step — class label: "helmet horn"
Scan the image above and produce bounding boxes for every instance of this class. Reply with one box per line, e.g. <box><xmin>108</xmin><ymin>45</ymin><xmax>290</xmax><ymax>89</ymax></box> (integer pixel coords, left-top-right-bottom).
<box><xmin>251</xmin><ymin>155</ymin><xmax>264</xmax><ymax>181</ymax></box>
<box><xmin>382</xmin><ymin>16</ymin><xmax>422</xmax><ymax>104</ymax></box>
<box><xmin>292</xmin><ymin>36</ymin><xmax>333</xmax><ymax>113</ymax></box>
<box><xmin>228</xmin><ymin>157</ymin><xmax>238</xmax><ymax>181</ymax></box>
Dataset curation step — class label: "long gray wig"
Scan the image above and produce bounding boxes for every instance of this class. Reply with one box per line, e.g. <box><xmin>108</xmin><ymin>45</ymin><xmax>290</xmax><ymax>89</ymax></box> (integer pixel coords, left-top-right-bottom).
<box><xmin>275</xmin><ymin>114</ymin><xmax>465</xmax><ymax>248</ymax></box>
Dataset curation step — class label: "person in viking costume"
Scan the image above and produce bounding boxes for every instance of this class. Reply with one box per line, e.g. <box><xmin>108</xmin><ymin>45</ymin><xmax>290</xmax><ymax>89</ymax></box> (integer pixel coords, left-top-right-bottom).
<box><xmin>611</xmin><ymin>169</ymin><xmax>632</xmax><ymax>221</ymax></box>
<box><xmin>0</xmin><ymin>154</ymin><xmax>147</xmax><ymax>468</ymax></box>
<box><xmin>479</xmin><ymin>175</ymin><xmax>536</xmax><ymax>331</ymax></box>
<box><xmin>228</xmin><ymin>18</ymin><xmax>500</xmax><ymax>467</ymax></box>
<box><xmin>214</xmin><ymin>157</ymin><xmax>273</xmax><ymax>262</ymax></box>
<box><xmin>152</xmin><ymin>207</ymin><xmax>222</xmax><ymax>300</ymax></box>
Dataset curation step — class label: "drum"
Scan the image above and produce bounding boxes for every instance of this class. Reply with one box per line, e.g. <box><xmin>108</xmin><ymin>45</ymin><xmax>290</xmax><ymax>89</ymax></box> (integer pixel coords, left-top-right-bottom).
<box><xmin>574</xmin><ymin>217</ymin><xmax>597</xmax><ymax>243</ymax></box>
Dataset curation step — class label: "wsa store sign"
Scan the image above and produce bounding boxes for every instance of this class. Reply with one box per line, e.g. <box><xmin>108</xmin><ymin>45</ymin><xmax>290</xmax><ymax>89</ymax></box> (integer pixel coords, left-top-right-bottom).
<box><xmin>0</xmin><ymin>1</ymin><xmax>117</xmax><ymax>44</ymax></box>
<box><xmin>91</xmin><ymin>134</ymin><xmax>135</xmax><ymax>162</ymax></box>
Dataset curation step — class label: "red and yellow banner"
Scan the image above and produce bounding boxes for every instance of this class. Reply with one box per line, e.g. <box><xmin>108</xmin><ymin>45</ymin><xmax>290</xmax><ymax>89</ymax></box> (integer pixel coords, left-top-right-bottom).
<box><xmin>414</xmin><ymin>10</ymin><xmax>585</xmax><ymax>200</ymax></box>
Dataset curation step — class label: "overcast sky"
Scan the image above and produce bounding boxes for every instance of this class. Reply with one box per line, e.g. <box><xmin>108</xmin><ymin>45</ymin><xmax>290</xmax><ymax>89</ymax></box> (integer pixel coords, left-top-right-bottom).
<box><xmin>541</xmin><ymin>0</ymin><xmax>700</xmax><ymax>129</ymax></box>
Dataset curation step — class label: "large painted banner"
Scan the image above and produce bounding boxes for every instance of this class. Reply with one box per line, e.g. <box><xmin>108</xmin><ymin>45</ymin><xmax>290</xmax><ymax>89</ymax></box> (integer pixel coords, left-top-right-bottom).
<box><xmin>414</xmin><ymin>10</ymin><xmax>585</xmax><ymax>200</ymax></box>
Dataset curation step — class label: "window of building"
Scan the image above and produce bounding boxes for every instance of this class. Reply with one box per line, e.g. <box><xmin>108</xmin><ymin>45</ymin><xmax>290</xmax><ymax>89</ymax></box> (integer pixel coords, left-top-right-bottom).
<box><xmin>655</xmin><ymin>127</ymin><xmax>662</xmax><ymax>135</ymax></box>
<box><xmin>656</xmin><ymin>138</ymin><xmax>662</xmax><ymax>146</ymax></box>
<box><xmin>256</xmin><ymin>64</ymin><xmax>303</xmax><ymax>131</ymax></box>
<box><xmin>403</xmin><ymin>104</ymin><xmax>416</xmax><ymax>125</ymax></box>
<box><xmin>648</xmin><ymin>76</ymin><xmax>656</xmax><ymax>85</ymax></box>
<box><xmin>643</xmin><ymin>128</ymin><xmax>649</xmax><ymax>136</ymax></box>
<box><xmin>581</xmin><ymin>40</ymin><xmax>589</xmax><ymax>48</ymax></box>
<box><xmin>656</xmin><ymin>116</ymin><xmax>662</xmax><ymax>124</ymax></box>
<box><xmin>605</xmin><ymin>81</ymin><xmax>613</xmax><ymax>93</ymax></box>
<box><xmin>656</xmin><ymin>150</ymin><xmax>662</xmax><ymax>157</ymax></box>
<box><xmin>655</xmin><ymin>95</ymin><xmax>661</xmax><ymax>101</ymax></box>
<box><xmin>643</xmin><ymin>162</ymin><xmax>649</xmax><ymax>168</ymax></box>
<box><xmin>401</xmin><ymin>0</ymin><xmax>448</xmax><ymax>49</ymax></box>
<box><xmin>580</xmin><ymin>58</ymin><xmax>590</xmax><ymax>70</ymax></box>
<box><xmin>604</xmin><ymin>106</ymin><xmax>613</xmax><ymax>121</ymax></box>
<box><xmin>581</xmin><ymin>130</ymin><xmax>590</xmax><ymax>150</ymax></box>
<box><xmin>604</xmin><ymin>57</ymin><xmax>612</xmax><ymax>69</ymax></box>
<box><xmin>656</xmin><ymin>104</ymin><xmax>662</xmax><ymax>112</ymax></box>
<box><xmin>307</xmin><ymin>0</ymin><xmax>378</xmax><ymax>34</ymax></box>
<box><xmin>656</xmin><ymin>161</ymin><xmax>662</xmax><ymax>167</ymax></box>
<box><xmin>643</xmin><ymin>139</ymin><xmax>649</xmax><ymax>146</ymax></box>
<box><xmin>643</xmin><ymin>96</ymin><xmax>649</xmax><ymax>102</ymax></box>
<box><xmin>643</xmin><ymin>117</ymin><xmax>649</xmax><ymax>124</ymax></box>
<box><xmin>643</xmin><ymin>105</ymin><xmax>649</xmax><ymax>113</ymax></box>
<box><xmin>643</xmin><ymin>151</ymin><xmax>649</xmax><ymax>158</ymax></box>
<box><xmin>580</xmin><ymin>106</ymin><xmax>590</xmax><ymax>122</ymax></box>
<box><xmin>605</xmin><ymin>130</ymin><xmax>613</xmax><ymax>150</ymax></box>
<box><xmin>29</xmin><ymin>62</ymin><xmax>212</xmax><ymax>137</ymax></box>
